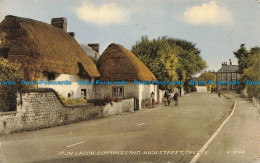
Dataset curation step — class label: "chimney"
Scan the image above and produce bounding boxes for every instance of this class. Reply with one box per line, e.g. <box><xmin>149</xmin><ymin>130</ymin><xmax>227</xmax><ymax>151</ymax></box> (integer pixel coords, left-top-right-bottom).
<box><xmin>51</xmin><ymin>17</ymin><xmax>67</xmax><ymax>32</ymax></box>
<box><xmin>88</xmin><ymin>43</ymin><xmax>99</xmax><ymax>53</ymax></box>
<box><xmin>68</xmin><ymin>32</ymin><xmax>75</xmax><ymax>38</ymax></box>
<box><xmin>229</xmin><ymin>59</ymin><xmax>232</xmax><ymax>65</ymax></box>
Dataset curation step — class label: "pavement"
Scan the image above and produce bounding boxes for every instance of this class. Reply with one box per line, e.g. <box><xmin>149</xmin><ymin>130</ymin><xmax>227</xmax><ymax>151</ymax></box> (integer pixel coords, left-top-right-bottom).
<box><xmin>197</xmin><ymin>92</ymin><xmax>260</xmax><ymax>163</ymax></box>
<box><xmin>0</xmin><ymin>92</ymin><xmax>259</xmax><ymax>163</ymax></box>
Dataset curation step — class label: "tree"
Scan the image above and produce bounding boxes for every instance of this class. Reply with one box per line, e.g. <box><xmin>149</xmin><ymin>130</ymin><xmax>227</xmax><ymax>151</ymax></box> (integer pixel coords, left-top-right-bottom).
<box><xmin>132</xmin><ymin>36</ymin><xmax>179</xmax><ymax>89</ymax></box>
<box><xmin>234</xmin><ymin>45</ymin><xmax>260</xmax><ymax>91</ymax></box>
<box><xmin>198</xmin><ymin>71</ymin><xmax>216</xmax><ymax>90</ymax></box>
<box><xmin>240</xmin><ymin>47</ymin><xmax>260</xmax><ymax>97</ymax></box>
<box><xmin>167</xmin><ymin>38</ymin><xmax>206</xmax><ymax>80</ymax></box>
<box><xmin>234</xmin><ymin>44</ymin><xmax>250</xmax><ymax>74</ymax></box>
<box><xmin>132</xmin><ymin>36</ymin><xmax>207</xmax><ymax>90</ymax></box>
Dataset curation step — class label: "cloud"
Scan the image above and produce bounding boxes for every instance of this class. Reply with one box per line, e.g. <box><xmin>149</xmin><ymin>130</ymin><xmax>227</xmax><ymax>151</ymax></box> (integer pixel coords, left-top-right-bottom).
<box><xmin>75</xmin><ymin>1</ymin><xmax>129</xmax><ymax>25</ymax></box>
<box><xmin>183</xmin><ymin>1</ymin><xmax>233</xmax><ymax>25</ymax></box>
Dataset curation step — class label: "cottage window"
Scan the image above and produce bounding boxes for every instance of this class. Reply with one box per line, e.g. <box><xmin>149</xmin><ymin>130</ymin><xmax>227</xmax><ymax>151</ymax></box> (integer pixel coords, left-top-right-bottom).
<box><xmin>222</xmin><ymin>74</ymin><xmax>226</xmax><ymax>81</ymax></box>
<box><xmin>118</xmin><ymin>87</ymin><xmax>124</xmax><ymax>98</ymax></box>
<box><xmin>232</xmin><ymin>73</ymin><xmax>236</xmax><ymax>80</ymax></box>
<box><xmin>217</xmin><ymin>74</ymin><xmax>221</xmax><ymax>80</ymax></box>
<box><xmin>112</xmin><ymin>87</ymin><xmax>124</xmax><ymax>98</ymax></box>
<box><xmin>112</xmin><ymin>87</ymin><xmax>117</xmax><ymax>97</ymax></box>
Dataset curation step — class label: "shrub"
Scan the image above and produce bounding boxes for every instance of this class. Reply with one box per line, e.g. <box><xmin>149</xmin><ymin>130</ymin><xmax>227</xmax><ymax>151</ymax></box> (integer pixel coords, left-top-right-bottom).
<box><xmin>0</xmin><ymin>57</ymin><xmax>23</xmax><ymax>112</ymax></box>
<box><xmin>87</xmin><ymin>96</ymin><xmax>123</xmax><ymax>106</ymax></box>
<box><xmin>59</xmin><ymin>95</ymin><xmax>87</xmax><ymax>106</ymax></box>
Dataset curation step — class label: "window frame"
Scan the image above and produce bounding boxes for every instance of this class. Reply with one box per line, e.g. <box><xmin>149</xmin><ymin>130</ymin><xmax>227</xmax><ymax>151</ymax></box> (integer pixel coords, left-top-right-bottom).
<box><xmin>112</xmin><ymin>86</ymin><xmax>124</xmax><ymax>98</ymax></box>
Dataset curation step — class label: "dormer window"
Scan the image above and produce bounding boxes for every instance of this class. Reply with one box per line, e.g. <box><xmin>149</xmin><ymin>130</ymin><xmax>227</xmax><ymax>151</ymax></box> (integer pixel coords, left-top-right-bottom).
<box><xmin>47</xmin><ymin>72</ymin><xmax>56</xmax><ymax>81</ymax></box>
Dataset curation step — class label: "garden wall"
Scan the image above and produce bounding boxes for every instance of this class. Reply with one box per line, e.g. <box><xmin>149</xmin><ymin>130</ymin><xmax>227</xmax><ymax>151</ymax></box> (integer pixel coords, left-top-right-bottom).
<box><xmin>0</xmin><ymin>88</ymin><xmax>134</xmax><ymax>135</ymax></box>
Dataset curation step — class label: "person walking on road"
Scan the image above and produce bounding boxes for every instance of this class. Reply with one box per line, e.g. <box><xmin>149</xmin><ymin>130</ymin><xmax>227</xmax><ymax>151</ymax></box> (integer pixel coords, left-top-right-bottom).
<box><xmin>163</xmin><ymin>91</ymin><xmax>168</xmax><ymax>106</ymax></box>
<box><xmin>173</xmin><ymin>93</ymin><xmax>179</xmax><ymax>106</ymax></box>
<box><xmin>151</xmin><ymin>92</ymin><xmax>155</xmax><ymax>108</ymax></box>
<box><xmin>217</xmin><ymin>88</ymin><xmax>221</xmax><ymax>98</ymax></box>
<box><xmin>167</xmin><ymin>94</ymin><xmax>171</xmax><ymax>106</ymax></box>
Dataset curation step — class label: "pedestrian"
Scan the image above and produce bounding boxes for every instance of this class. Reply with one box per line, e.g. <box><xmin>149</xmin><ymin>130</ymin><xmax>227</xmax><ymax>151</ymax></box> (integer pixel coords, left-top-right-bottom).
<box><xmin>218</xmin><ymin>90</ymin><xmax>221</xmax><ymax>98</ymax></box>
<box><xmin>211</xmin><ymin>87</ymin><xmax>213</xmax><ymax>94</ymax></box>
<box><xmin>151</xmin><ymin>92</ymin><xmax>155</xmax><ymax>108</ymax></box>
<box><xmin>167</xmin><ymin>94</ymin><xmax>171</xmax><ymax>106</ymax></box>
<box><xmin>173</xmin><ymin>92</ymin><xmax>179</xmax><ymax>106</ymax></box>
<box><xmin>163</xmin><ymin>91</ymin><xmax>168</xmax><ymax>106</ymax></box>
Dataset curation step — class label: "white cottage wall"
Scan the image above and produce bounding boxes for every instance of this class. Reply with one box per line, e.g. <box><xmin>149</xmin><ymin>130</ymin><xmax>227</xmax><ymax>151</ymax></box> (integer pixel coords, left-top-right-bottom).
<box><xmin>38</xmin><ymin>74</ymin><xmax>95</xmax><ymax>99</ymax></box>
<box><xmin>95</xmin><ymin>82</ymin><xmax>139</xmax><ymax>99</ymax></box>
<box><xmin>138</xmin><ymin>84</ymin><xmax>158</xmax><ymax>108</ymax></box>
<box><xmin>96</xmin><ymin>82</ymin><xmax>158</xmax><ymax>109</ymax></box>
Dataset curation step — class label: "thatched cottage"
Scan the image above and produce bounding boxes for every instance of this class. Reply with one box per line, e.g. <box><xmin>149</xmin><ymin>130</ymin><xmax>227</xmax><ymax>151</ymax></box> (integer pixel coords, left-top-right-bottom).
<box><xmin>0</xmin><ymin>15</ymin><xmax>100</xmax><ymax>99</ymax></box>
<box><xmin>96</xmin><ymin>43</ymin><xmax>158</xmax><ymax>109</ymax></box>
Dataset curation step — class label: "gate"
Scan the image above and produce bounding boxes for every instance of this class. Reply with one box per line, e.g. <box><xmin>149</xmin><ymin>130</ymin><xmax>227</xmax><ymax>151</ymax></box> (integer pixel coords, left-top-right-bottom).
<box><xmin>134</xmin><ymin>98</ymin><xmax>139</xmax><ymax>111</ymax></box>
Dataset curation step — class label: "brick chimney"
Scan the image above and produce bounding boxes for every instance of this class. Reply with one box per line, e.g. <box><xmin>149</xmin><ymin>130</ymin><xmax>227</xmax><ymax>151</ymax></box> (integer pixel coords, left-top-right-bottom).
<box><xmin>222</xmin><ymin>61</ymin><xmax>228</xmax><ymax>67</ymax></box>
<box><xmin>88</xmin><ymin>43</ymin><xmax>99</xmax><ymax>53</ymax></box>
<box><xmin>229</xmin><ymin>59</ymin><xmax>232</xmax><ymax>65</ymax></box>
<box><xmin>51</xmin><ymin>17</ymin><xmax>67</xmax><ymax>32</ymax></box>
<box><xmin>68</xmin><ymin>32</ymin><xmax>75</xmax><ymax>38</ymax></box>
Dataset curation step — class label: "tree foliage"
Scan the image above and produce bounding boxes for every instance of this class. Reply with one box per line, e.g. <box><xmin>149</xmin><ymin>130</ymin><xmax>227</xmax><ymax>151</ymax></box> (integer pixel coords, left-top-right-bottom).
<box><xmin>131</xmin><ymin>36</ymin><xmax>206</xmax><ymax>90</ymax></box>
<box><xmin>0</xmin><ymin>57</ymin><xmax>23</xmax><ymax>111</ymax></box>
<box><xmin>234</xmin><ymin>44</ymin><xmax>260</xmax><ymax>97</ymax></box>
<box><xmin>236</xmin><ymin>46</ymin><xmax>260</xmax><ymax>97</ymax></box>
<box><xmin>198</xmin><ymin>71</ymin><xmax>216</xmax><ymax>88</ymax></box>
<box><xmin>233</xmin><ymin>44</ymin><xmax>250</xmax><ymax>74</ymax></box>
<box><xmin>198</xmin><ymin>72</ymin><xmax>216</xmax><ymax>82</ymax></box>
<box><xmin>0</xmin><ymin>32</ymin><xmax>24</xmax><ymax>111</ymax></box>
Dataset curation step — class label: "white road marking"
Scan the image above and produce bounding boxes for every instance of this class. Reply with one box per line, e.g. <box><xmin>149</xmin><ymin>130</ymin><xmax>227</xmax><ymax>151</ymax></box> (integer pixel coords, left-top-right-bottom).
<box><xmin>190</xmin><ymin>101</ymin><xmax>240</xmax><ymax>163</ymax></box>
<box><xmin>136</xmin><ymin>123</ymin><xmax>145</xmax><ymax>126</ymax></box>
<box><xmin>168</xmin><ymin>115</ymin><xmax>172</xmax><ymax>117</ymax></box>
<box><xmin>66</xmin><ymin>141</ymin><xmax>85</xmax><ymax>148</ymax></box>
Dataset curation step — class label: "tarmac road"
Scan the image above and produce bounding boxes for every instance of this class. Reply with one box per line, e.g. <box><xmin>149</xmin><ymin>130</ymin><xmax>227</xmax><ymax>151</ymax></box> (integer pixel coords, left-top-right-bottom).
<box><xmin>0</xmin><ymin>92</ymin><xmax>236</xmax><ymax>163</ymax></box>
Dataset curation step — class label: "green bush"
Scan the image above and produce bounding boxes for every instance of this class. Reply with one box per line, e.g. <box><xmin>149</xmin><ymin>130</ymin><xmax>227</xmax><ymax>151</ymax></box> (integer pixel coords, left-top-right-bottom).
<box><xmin>0</xmin><ymin>57</ymin><xmax>23</xmax><ymax>112</ymax></box>
<box><xmin>87</xmin><ymin>96</ymin><xmax>123</xmax><ymax>106</ymax></box>
<box><xmin>59</xmin><ymin>95</ymin><xmax>87</xmax><ymax>106</ymax></box>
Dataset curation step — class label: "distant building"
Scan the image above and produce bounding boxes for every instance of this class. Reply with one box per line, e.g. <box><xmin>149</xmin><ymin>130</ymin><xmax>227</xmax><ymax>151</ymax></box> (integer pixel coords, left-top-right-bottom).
<box><xmin>96</xmin><ymin>43</ymin><xmax>158</xmax><ymax>109</ymax></box>
<box><xmin>216</xmin><ymin>60</ymin><xmax>240</xmax><ymax>90</ymax></box>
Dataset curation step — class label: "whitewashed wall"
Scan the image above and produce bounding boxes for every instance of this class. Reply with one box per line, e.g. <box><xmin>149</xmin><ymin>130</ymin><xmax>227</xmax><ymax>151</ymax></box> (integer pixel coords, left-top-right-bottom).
<box><xmin>96</xmin><ymin>82</ymin><xmax>158</xmax><ymax>109</ymax></box>
<box><xmin>138</xmin><ymin>84</ymin><xmax>158</xmax><ymax>108</ymax></box>
<box><xmin>38</xmin><ymin>74</ymin><xmax>95</xmax><ymax>99</ymax></box>
<box><xmin>95</xmin><ymin>82</ymin><xmax>139</xmax><ymax>99</ymax></box>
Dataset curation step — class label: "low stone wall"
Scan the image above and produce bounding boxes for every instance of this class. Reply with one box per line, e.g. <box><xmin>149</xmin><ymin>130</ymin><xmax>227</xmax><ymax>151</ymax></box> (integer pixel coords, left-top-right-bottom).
<box><xmin>0</xmin><ymin>88</ymin><xmax>134</xmax><ymax>135</ymax></box>
<box><xmin>103</xmin><ymin>99</ymin><xmax>134</xmax><ymax>116</ymax></box>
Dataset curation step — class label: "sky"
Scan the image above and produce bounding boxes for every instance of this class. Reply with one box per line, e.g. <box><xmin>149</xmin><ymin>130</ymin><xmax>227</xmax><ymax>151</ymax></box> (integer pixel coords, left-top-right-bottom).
<box><xmin>0</xmin><ymin>0</ymin><xmax>259</xmax><ymax>72</ymax></box>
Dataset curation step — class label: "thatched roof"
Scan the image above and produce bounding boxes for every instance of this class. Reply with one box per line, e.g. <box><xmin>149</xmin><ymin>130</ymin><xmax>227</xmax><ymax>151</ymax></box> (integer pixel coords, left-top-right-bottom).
<box><xmin>0</xmin><ymin>15</ymin><xmax>100</xmax><ymax>80</ymax></box>
<box><xmin>96</xmin><ymin>43</ymin><xmax>157</xmax><ymax>81</ymax></box>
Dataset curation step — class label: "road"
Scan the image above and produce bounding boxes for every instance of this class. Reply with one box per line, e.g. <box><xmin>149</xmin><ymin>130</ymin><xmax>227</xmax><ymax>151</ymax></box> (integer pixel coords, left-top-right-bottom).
<box><xmin>0</xmin><ymin>92</ymin><xmax>251</xmax><ymax>163</ymax></box>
